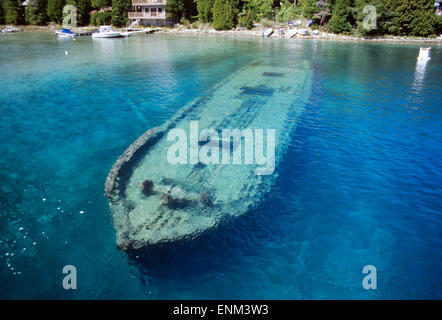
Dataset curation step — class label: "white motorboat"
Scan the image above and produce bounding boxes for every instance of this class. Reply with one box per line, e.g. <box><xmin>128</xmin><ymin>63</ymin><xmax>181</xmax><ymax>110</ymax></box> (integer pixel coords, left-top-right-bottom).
<box><xmin>92</xmin><ymin>26</ymin><xmax>121</xmax><ymax>38</ymax></box>
<box><xmin>417</xmin><ymin>47</ymin><xmax>431</xmax><ymax>61</ymax></box>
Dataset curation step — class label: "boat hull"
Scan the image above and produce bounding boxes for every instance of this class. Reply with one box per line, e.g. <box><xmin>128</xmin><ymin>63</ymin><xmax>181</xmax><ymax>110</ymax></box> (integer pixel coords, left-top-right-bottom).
<box><xmin>92</xmin><ymin>32</ymin><xmax>121</xmax><ymax>38</ymax></box>
<box><xmin>105</xmin><ymin>59</ymin><xmax>312</xmax><ymax>251</ymax></box>
<box><xmin>56</xmin><ymin>32</ymin><xmax>75</xmax><ymax>38</ymax></box>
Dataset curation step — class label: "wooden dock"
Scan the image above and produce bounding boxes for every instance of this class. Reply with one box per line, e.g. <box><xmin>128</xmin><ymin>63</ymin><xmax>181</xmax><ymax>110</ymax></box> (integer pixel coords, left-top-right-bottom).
<box><xmin>74</xmin><ymin>30</ymin><xmax>96</xmax><ymax>36</ymax></box>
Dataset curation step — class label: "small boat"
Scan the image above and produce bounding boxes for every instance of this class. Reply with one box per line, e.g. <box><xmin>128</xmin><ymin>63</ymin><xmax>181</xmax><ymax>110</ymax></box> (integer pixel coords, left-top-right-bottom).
<box><xmin>92</xmin><ymin>26</ymin><xmax>121</xmax><ymax>38</ymax></box>
<box><xmin>417</xmin><ymin>47</ymin><xmax>431</xmax><ymax>61</ymax></box>
<box><xmin>55</xmin><ymin>28</ymin><xmax>76</xmax><ymax>38</ymax></box>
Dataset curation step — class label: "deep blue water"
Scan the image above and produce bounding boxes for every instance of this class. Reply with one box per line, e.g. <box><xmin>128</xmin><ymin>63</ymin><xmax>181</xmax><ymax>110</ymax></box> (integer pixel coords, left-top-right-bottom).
<box><xmin>0</xmin><ymin>33</ymin><xmax>441</xmax><ymax>299</ymax></box>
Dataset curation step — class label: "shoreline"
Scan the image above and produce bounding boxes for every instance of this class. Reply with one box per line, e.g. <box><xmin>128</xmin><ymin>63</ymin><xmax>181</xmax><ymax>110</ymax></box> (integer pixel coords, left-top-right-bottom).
<box><xmin>158</xmin><ymin>26</ymin><xmax>442</xmax><ymax>44</ymax></box>
<box><xmin>2</xmin><ymin>24</ymin><xmax>442</xmax><ymax>44</ymax></box>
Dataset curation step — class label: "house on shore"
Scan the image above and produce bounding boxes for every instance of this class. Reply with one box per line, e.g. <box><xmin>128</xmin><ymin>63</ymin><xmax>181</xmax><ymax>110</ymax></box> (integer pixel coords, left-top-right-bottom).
<box><xmin>128</xmin><ymin>0</ymin><xmax>173</xmax><ymax>26</ymax></box>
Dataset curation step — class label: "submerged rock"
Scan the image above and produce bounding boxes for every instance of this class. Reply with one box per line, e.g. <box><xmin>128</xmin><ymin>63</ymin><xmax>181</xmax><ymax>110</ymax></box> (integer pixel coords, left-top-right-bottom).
<box><xmin>199</xmin><ymin>191</ymin><xmax>213</xmax><ymax>207</ymax></box>
<box><xmin>140</xmin><ymin>179</ymin><xmax>154</xmax><ymax>196</ymax></box>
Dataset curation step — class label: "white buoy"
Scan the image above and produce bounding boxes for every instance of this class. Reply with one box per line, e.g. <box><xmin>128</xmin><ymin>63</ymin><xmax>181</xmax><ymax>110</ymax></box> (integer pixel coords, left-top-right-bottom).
<box><xmin>417</xmin><ymin>47</ymin><xmax>431</xmax><ymax>61</ymax></box>
<box><xmin>65</xmin><ymin>51</ymin><xmax>69</xmax><ymax>56</ymax></box>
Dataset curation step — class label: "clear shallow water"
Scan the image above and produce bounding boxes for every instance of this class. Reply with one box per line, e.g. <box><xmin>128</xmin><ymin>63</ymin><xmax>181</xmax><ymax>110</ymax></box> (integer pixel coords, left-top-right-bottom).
<box><xmin>0</xmin><ymin>33</ymin><xmax>441</xmax><ymax>299</ymax></box>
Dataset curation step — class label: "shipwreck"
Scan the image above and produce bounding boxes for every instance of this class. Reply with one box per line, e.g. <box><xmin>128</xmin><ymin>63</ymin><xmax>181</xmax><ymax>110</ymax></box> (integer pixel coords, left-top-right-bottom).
<box><xmin>105</xmin><ymin>59</ymin><xmax>312</xmax><ymax>251</ymax></box>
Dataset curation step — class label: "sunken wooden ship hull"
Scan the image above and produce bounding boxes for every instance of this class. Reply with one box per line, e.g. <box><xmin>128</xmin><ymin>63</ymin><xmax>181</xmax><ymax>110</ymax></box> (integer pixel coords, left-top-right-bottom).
<box><xmin>105</xmin><ymin>59</ymin><xmax>312</xmax><ymax>251</ymax></box>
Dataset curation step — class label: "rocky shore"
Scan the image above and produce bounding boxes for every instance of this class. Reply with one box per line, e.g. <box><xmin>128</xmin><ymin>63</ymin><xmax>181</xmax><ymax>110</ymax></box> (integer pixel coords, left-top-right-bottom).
<box><xmin>2</xmin><ymin>23</ymin><xmax>441</xmax><ymax>43</ymax></box>
<box><xmin>159</xmin><ymin>25</ymin><xmax>442</xmax><ymax>43</ymax></box>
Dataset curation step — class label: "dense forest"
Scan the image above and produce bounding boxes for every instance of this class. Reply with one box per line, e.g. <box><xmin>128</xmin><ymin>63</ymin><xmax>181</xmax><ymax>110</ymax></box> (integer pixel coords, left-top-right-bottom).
<box><xmin>0</xmin><ymin>0</ymin><xmax>441</xmax><ymax>36</ymax></box>
<box><xmin>0</xmin><ymin>0</ymin><xmax>131</xmax><ymax>27</ymax></box>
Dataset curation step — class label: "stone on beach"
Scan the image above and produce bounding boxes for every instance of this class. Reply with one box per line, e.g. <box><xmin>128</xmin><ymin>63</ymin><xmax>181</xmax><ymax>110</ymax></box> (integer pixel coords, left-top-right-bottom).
<box><xmin>285</xmin><ymin>29</ymin><xmax>298</xmax><ymax>38</ymax></box>
<box><xmin>261</xmin><ymin>28</ymin><xmax>273</xmax><ymax>38</ymax></box>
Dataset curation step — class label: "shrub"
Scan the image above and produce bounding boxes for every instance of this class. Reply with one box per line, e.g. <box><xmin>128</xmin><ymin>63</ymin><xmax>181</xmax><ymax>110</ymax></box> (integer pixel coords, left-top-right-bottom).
<box><xmin>191</xmin><ymin>21</ymin><xmax>200</xmax><ymax>29</ymax></box>
<box><xmin>212</xmin><ymin>0</ymin><xmax>238</xmax><ymax>30</ymax></box>
<box><xmin>437</xmin><ymin>15</ymin><xmax>442</xmax><ymax>35</ymax></box>
<box><xmin>409</xmin><ymin>9</ymin><xmax>436</xmax><ymax>37</ymax></box>
<box><xmin>180</xmin><ymin>16</ymin><xmax>190</xmax><ymax>27</ymax></box>
<box><xmin>90</xmin><ymin>12</ymin><xmax>98</xmax><ymax>25</ymax></box>
<box><xmin>25</xmin><ymin>0</ymin><xmax>48</xmax><ymax>25</ymax></box>
<box><xmin>238</xmin><ymin>11</ymin><xmax>254</xmax><ymax>29</ymax></box>
<box><xmin>91</xmin><ymin>11</ymin><xmax>112</xmax><ymax>26</ymax></box>
<box><xmin>260</xmin><ymin>17</ymin><xmax>272</xmax><ymax>28</ymax></box>
<box><xmin>301</xmin><ymin>0</ymin><xmax>318</xmax><ymax>19</ymax></box>
<box><xmin>4</xmin><ymin>0</ymin><xmax>22</xmax><ymax>24</ymax></box>
<box><xmin>111</xmin><ymin>0</ymin><xmax>130</xmax><ymax>27</ymax></box>
<box><xmin>328</xmin><ymin>0</ymin><xmax>353</xmax><ymax>34</ymax></box>
<box><xmin>246</xmin><ymin>0</ymin><xmax>273</xmax><ymax>22</ymax></box>
<box><xmin>46</xmin><ymin>0</ymin><xmax>63</xmax><ymax>24</ymax></box>
<box><xmin>196</xmin><ymin>0</ymin><xmax>214</xmax><ymax>23</ymax></box>
<box><xmin>275</xmin><ymin>1</ymin><xmax>301</xmax><ymax>23</ymax></box>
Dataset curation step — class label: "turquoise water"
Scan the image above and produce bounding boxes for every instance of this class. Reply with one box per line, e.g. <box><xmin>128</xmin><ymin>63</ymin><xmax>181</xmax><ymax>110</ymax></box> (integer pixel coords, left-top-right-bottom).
<box><xmin>0</xmin><ymin>33</ymin><xmax>441</xmax><ymax>299</ymax></box>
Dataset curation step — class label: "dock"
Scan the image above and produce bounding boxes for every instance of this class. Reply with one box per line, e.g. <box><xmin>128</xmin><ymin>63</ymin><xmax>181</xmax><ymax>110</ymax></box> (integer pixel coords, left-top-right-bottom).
<box><xmin>121</xmin><ymin>27</ymin><xmax>161</xmax><ymax>36</ymax></box>
<box><xmin>74</xmin><ymin>30</ymin><xmax>96</xmax><ymax>36</ymax></box>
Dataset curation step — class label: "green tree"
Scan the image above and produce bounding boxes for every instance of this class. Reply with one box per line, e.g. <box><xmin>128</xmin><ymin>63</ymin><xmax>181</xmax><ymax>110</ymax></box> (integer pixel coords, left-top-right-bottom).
<box><xmin>301</xmin><ymin>0</ymin><xmax>318</xmax><ymax>19</ymax></box>
<box><xmin>211</xmin><ymin>0</ymin><xmax>224</xmax><ymax>29</ymax></box>
<box><xmin>382</xmin><ymin>0</ymin><xmax>436</xmax><ymax>37</ymax></box>
<box><xmin>25</xmin><ymin>0</ymin><xmax>48</xmax><ymax>25</ymax></box>
<box><xmin>63</xmin><ymin>0</ymin><xmax>91</xmax><ymax>26</ymax></box>
<box><xmin>238</xmin><ymin>9</ymin><xmax>254</xmax><ymax>28</ymax></box>
<box><xmin>350</xmin><ymin>0</ymin><xmax>383</xmax><ymax>35</ymax></box>
<box><xmin>111</xmin><ymin>0</ymin><xmax>130</xmax><ymax>26</ymax></box>
<box><xmin>212</xmin><ymin>0</ymin><xmax>238</xmax><ymax>30</ymax></box>
<box><xmin>0</xmin><ymin>0</ymin><xmax>5</xmax><ymax>24</ymax></box>
<box><xmin>166</xmin><ymin>0</ymin><xmax>184</xmax><ymax>23</ymax></box>
<box><xmin>46</xmin><ymin>0</ymin><xmax>64</xmax><ymax>23</ymax></box>
<box><xmin>166</xmin><ymin>0</ymin><xmax>196</xmax><ymax>23</ymax></box>
<box><xmin>275</xmin><ymin>0</ymin><xmax>302</xmax><ymax>23</ymax></box>
<box><xmin>91</xmin><ymin>10</ymin><xmax>110</xmax><ymax>25</ymax></box>
<box><xmin>243</xmin><ymin>0</ymin><xmax>272</xmax><ymax>22</ymax></box>
<box><xmin>183</xmin><ymin>0</ymin><xmax>197</xmax><ymax>20</ymax></box>
<box><xmin>437</xmin><ymin>14</ymin><xmax>442</xmax><ymax>35</ymax></box>
<box><xmin>196</xmin><ymin>0</ymin><xmax>214</xmax><ymax>22</ymax></box>
<box><xmin>91</xmin><ymin>0</ymin><xmax>109</xmax><ymax>8</ymax></box>
<box><xmin>409</xmin><ymin>8</ymin><xmax>436</xmax><ymax>37</ymax></box>
<box><xmin>76</xmin><ymin>0</ymin><xmax>91</xmax><ymax>26</ymax></box>
<box><xmin>328</xmin><ymin>0</ymin><xmax>353</xmax><ymax>33</ymax></box>
<box><xmin>4</xmin><ymin>0</ymin><xmax>21</xmax><ymax>24</ymax></box>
